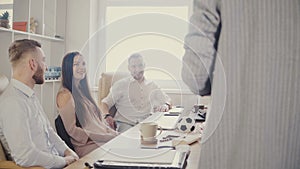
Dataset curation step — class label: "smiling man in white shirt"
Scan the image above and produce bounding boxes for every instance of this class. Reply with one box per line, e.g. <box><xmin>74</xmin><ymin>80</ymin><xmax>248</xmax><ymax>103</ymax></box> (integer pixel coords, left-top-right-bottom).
<box><xmin>100</xmin><ymin>53</ymin><xmax>171</xmax><ymax>132</ymax></box>
<box><xmin>0</xmin><ymin>39</ymin><xmax>79</xmax><ymax>168</ymax></box>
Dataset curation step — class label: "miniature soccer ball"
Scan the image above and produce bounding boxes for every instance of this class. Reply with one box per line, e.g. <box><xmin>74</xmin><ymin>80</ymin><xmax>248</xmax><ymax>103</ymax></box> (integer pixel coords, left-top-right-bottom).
<box><xmin>176</xmin><ymin>116</ymin><xmax>196</xmax><ymax>133</ymax></box>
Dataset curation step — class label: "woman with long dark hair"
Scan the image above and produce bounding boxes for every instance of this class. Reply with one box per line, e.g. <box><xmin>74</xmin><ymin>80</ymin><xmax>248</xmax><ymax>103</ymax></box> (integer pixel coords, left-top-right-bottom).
<box><xmin>56</xmin><ymin>52</ymin><xmax>118</xmax><ymax>157</ymax></box>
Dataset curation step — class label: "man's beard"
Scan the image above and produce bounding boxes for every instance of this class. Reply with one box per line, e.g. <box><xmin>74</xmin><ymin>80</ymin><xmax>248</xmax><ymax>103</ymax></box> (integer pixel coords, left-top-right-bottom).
<box><xmin>133</xmin><ymin>71</ymin><xmax>144</xmax><ymax>81</ymax></box>
<box><xmin>32</xmin><ymin>64</ymin><xmax>44</xmax><ymax>84</ymax></box>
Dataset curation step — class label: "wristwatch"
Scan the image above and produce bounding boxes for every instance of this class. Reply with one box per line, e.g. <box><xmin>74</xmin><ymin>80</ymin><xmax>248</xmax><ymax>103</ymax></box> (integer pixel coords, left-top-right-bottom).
<box><xmin>165</xmin><ymin>102</ymin><xmax>171</xmax><ymax>108</ymax></box>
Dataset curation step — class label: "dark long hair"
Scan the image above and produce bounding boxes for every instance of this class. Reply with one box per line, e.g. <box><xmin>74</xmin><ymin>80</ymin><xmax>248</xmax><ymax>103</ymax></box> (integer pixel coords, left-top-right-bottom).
<box><xmin>61</xmin><ymin>52</ymin><xmax>102</xmax><ymax>126</ymax></box>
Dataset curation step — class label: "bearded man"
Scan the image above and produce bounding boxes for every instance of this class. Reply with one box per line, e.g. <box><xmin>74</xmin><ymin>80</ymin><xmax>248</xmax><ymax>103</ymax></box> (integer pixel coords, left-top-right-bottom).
<box><xmin>0</xmin><ymin>39</ymin><xmax>79</xmax><ymax>168</ymax></box>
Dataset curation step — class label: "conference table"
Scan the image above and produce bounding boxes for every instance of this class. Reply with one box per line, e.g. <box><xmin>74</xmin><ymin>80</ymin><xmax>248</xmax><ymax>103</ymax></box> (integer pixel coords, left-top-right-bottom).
<box><xmin>64</xmin><ymin>112</ymin><xmax>203</xmax><ymax>169</ymax></box>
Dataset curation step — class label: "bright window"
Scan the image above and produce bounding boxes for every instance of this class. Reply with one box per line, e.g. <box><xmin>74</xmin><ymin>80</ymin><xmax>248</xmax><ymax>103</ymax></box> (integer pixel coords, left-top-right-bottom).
<box><xmin>103</xmin><ymin>1</ymin><xmax>192</xmax><ymax>86</ymax></box>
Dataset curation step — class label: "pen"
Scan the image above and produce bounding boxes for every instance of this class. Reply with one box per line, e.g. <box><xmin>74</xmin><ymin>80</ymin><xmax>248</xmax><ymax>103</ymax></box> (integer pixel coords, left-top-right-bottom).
<box><xmin>141</xmin><ymin>146</ymin><xmax>175</xmax><ymax>149</ymax></box>
<box><xmin>164</xmin><ymin>113</ymin><xmax>179</xmax><ymax>116</ymax></box>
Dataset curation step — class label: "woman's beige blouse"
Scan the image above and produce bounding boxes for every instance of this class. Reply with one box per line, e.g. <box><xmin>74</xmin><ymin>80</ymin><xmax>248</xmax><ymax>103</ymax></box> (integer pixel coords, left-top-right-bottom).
<box><xmin>57</xmin><ymin>88</ymin><xmax>118</xmax><ymax>157</ymax></box>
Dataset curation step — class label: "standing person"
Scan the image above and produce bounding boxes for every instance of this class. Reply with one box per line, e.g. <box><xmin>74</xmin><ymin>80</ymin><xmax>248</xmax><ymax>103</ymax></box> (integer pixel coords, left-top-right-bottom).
<box><xmin>182</xmin><ymin>0</ymin><xmax>300</xmax><ymax>169</ymax></box>
<box><xmin>0</xmin><ymin>39</ymin><xmax>79</xmax><ymax>168</ymax></box>
<box><xmin>100</xmin><ymin>53</ymin><xmax>172</xmax><ymax>132</ymax></box>
<box><xmin>56</xmin><ymin>52</ymin><xmax>118</xmax><ymax>158</ymax></box>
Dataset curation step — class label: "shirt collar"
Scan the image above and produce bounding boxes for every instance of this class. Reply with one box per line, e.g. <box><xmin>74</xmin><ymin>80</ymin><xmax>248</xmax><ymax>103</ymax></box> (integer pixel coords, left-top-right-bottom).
<box><xmin>11</xmin><ymin>79</ymin><xmax>35</xmax><ymax>97</ymax></box>
<box><xmin>129</xmin><ymin>76</ymin><xmax>152</xmax><ymax>85</ymax></box>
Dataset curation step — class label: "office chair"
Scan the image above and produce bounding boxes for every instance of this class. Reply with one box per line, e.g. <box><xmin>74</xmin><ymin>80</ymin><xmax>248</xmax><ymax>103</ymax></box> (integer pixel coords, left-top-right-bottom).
<box><xmin>0</xmin><ymin>74</ymin><xmax>10</xmax><ymax>161</ymax></box>
<box><xmin>55</xmin><ymin>115</ymin><xmax>75</xmax><ymax>151</ymax></box>
<box><xmin>0</xmin><ymin>74</ymin><xmax>9</xmax><ymax>95</ymax></box>
<box><xmin>98</xmin><ymin>72</ymin><xmax>129</xmax><ymax>117</ymax></box>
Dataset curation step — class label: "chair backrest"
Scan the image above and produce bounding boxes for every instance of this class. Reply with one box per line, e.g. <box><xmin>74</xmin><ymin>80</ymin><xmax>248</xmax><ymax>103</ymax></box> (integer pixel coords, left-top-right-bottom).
<box><xmin>0</xmin><ymin>74</ymin><xmax>9</xmax><ymax>95</ymax></box>
<box><xmin>98</xmin><ymin>72</ymin><xmax>129</xmax><ymax>117</ymax></box>
<box><xmin>55</xmin><ymin>115</ymin><xmax>75</xmax><ymax>151</ymax></box>
<box><xmin>0</xmin><ymin>74</ymin><xmax>9</xmax><ymax>161</ymax></box>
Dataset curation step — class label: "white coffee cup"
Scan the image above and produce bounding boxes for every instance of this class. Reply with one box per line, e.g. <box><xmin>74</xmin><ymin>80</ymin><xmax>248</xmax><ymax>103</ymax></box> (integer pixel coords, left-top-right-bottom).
<box><xmin>140</xmin><ymin>122</ymin><xmax>162</xmax><ymax>141</ymax></box>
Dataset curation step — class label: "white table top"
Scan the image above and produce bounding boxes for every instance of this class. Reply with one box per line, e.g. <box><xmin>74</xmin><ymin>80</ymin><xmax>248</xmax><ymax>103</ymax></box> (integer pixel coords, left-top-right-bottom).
<box><xmin>64</xmin><ymin>113</ymin><xmax>203</xmax><ymax>169</ymax></box>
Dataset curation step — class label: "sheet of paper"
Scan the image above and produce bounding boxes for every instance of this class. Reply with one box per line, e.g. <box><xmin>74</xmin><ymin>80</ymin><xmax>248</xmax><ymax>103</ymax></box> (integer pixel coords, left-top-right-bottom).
<box><xmin>156</xmin><ymin>115</ymin><xmax>180</xmax><ymax>130</ymax></box>
<box><xmin>144</xmin><ymin>112</ymin><xmax>180</xmax><ymax>130</ymax></box>
<box><xmin>168</xmin><ymin>107</ymin><xmax>184</xmax><ymax>115</ymax></box>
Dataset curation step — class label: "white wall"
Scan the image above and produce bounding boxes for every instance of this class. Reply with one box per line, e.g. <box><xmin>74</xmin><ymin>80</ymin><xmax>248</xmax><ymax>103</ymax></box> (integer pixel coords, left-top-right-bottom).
<box><xmin>65</xmin><ymin>0</ymin><xmax>106</xmax><ymax>86</ymax></box>
<box><xmin>65</xmin><ymin>0</ymin><xmax>90</xmax><ymax>52</ymax></box>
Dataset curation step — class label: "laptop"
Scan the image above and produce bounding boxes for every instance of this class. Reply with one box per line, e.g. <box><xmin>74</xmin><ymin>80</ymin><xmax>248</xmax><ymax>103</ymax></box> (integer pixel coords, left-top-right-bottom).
<box><xmin>93</xmin><ymin>148</ymin><xmax>188</xmax><ymax>169</ymax></box>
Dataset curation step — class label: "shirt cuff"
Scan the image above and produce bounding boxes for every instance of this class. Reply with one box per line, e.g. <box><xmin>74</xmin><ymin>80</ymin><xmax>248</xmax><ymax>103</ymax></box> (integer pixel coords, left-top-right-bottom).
<box><xmin>55</xmin><ymin>142</ymin><xmax>68</xmax><ymax>156</ymax></box>
<box><xmin>104</xmin><ymin>113</ymin><xmax>112</xmax><ymax>119</ymax></box>
<box><xmin>165</xmin><ymin>102</ymin><xmax>171</xmax><ymax>109</ymax></box>
<box><xmin>53</xmin><ymin>155</ymin><xmax>67</xmax><ymax>168</ymax></box>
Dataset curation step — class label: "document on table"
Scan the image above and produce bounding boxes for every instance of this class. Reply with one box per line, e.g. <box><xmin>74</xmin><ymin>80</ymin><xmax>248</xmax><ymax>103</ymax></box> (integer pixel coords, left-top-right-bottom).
<box><xmin>145</xmin><ymin>112</ymin><xmax>180</xmax><ymax>130</ymax></box>
<box><xmin>99</xmin><ymin>148</ymin><xmax>176</xmax><ymax>164</ymax></box>
<box><xmin>168</xmin><ymin>107</ymin><xmax>184</xmax><ymax>115</ymax></box>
